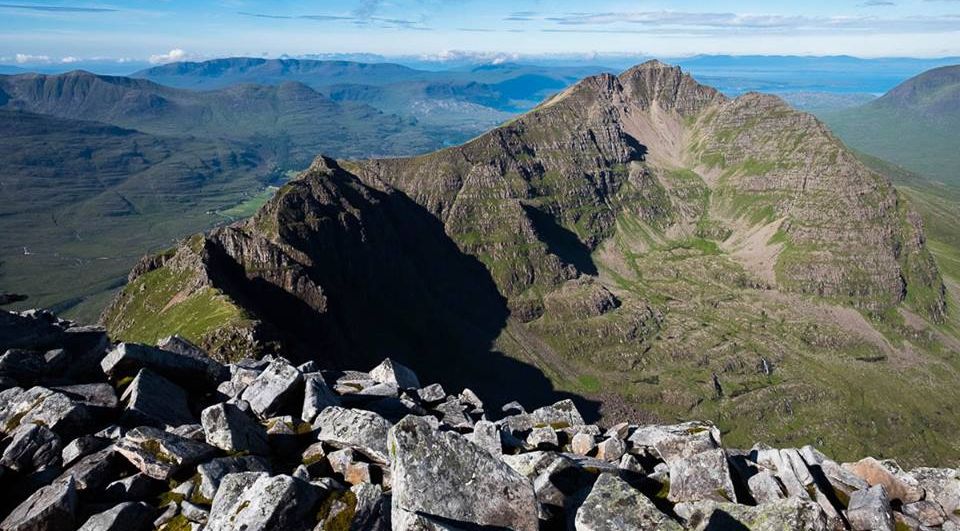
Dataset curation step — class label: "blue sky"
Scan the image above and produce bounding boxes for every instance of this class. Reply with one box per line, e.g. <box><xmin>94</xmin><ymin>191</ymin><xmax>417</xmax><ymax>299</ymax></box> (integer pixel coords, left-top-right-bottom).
<box><xmin>1</xmin><ymin>0</ymin><xmax>959</xmax><ymax>66</ymax></box>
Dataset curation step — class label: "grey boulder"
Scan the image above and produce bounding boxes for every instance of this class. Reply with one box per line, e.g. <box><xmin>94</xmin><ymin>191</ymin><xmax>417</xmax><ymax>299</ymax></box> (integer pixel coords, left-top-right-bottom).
<box><xmin>668</xmin><ymin>448</ymin><xmax>737</xmax><ymax>503</ymax></box>
<box><xmin>675</xmin><ymin>498</ymin><xmax>828</xmax><ymax>531</ymax></box>
<box><xmin>206</xmin><ymin>473</ymin><xmax>321</xmax><ymax>531</ymax></box>
<box><xmin>196</xmin><ymin>455</ymin><xmax>272</xmax><ymax>502</ymax></box>
<box><xmin>1</xmin><ymin>422</ymin><xmax>61</xmax><ymax>472</ymax></box>
<box><xmin>115</xmin><ymin>426</ymin><xmax>216</xmax><ymax>480</ymax></box>
<box><xmin>78</xmin><ymin>501</ymin><xmax>155</xmax><ymax>531</ymax></box>
<box><xmin>313</xmin><ymin>406</ymin><xmax>392</xmax><ymax>463</ymax></box>
<box><xmin>0</xmin><ymin>477</ymin><xmax>78</xmax><ymax>531</ymax></box>
<box><xmin>200</xmin><ymin>402</ymin><xmax>270</xmax><ymax>455</ymax></box>
<box><xmin>389</xmin><ymin>415</ymin><xmax>538</xmax><ymax>531</ymax></box>
<box><xmin>301</xmin><ymin>373</ymin><xmax>340</xmax><ymax>424</ymax></box>
<box><xmin>846</xmin><ymin>484</ymin><xmax>894</xmax><ymax>531</ymax></box>
<box><xmin>575</xmin><ymin>473</ymin><xmax>682</xmax><ymax>530</ymax></box>
<box><xmin>240</xmin><ymin>359</ymin><xmax>302</xmax><ymax>418</ymax></box>
<box><xmin>121</xmin><ymin>368</ymin><xmax>194</xmax><ymax>428</ymax></box>
<box><xmin>369</xmin><ymin>358</ymin><xmax>420</xmax><ymax>390</ymax></box>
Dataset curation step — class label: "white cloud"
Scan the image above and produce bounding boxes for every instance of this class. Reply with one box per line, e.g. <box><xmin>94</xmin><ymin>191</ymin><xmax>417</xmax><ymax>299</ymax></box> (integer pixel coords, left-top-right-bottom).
<box><xmin>60</xmin><ymin>56</ymin><xmax>80</xmax><ymax>63</ymax></box>
<box><xmin>15</xmin><ymin>53</ymin><xmax>51</xmax><ymax>64</ymax></box>
<box><xmin>420</xmin><ymin>49</ymin><xmax>520</xmax><ymax>64</ymax></box>
<box><xmin>148</xmin><ymin>48</ymin><xmax>188</xmax><ymax>64</ymax></box>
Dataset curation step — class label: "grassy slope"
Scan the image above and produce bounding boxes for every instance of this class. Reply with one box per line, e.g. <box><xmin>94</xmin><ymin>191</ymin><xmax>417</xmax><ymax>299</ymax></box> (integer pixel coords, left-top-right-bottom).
<box><xmin>819</xmin><ymin>106</ymin><xmax>960</xmax><ymax>186</ymax></box>
<box><xmin>0</xmin><ymin>111</ymin><xmax>270</xmax><ymax>322</ymax></box>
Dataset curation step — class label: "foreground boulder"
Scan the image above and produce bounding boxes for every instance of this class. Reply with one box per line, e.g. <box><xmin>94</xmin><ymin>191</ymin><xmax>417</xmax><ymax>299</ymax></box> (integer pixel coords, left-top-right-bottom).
<box><xmin>0</xmin><ymin>477</ymin><xmax>78</xmax><ymax>531</ymax></box>
<box><xmin>313</xmin><ymin>406</ymin><xmax>392</xmax><ymax>463</ymax></box>
<box><xmin>200</xmin><ymin>402</ymin><xmax>270</xmax><ymax>455</ymax></box>
<box><xmin>389</xmin><ymin>415</ymin><xmax>538</xmax><ymax>530</ymax></box>
<box><xmin>575</xmin><ymin>473</ymin><xmax>682</xmax><ymax>530</ymax></box>
<box><xmin>77</xmin><ymin>501</ymin><xmax>155</xmax><ymax>531</ymax></box>
<box><xmin>206</xmin><ymin>473</ymin><xmax>320</xmax><ymax>531</ymax></box>
<box><xmin>4</xmin><ymin>310</ymin><xmax>960</xmax><ymax>531</ymax></box>
<box><xmin>675</xmin><ymin>498</ymin><xmax>829</xmax><ymax>530</ymax></box>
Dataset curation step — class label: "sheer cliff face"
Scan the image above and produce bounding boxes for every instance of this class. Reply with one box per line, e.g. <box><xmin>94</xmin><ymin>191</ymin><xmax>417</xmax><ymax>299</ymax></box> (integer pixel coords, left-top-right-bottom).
<box><xmin>103</xmin><ymin>61</ymin><xmax>958</xmax><ymax>461</ymax></box>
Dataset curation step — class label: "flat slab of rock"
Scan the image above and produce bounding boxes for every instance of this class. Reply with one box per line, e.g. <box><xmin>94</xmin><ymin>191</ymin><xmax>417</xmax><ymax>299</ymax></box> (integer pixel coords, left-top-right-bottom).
<box><xmin>240</xmin><ymin>359</ymin><xmax>302</xmax><ymax>418</ymax></box>
<box><xmin>389</xmin><ymin>415</ymin><xmax>538</xmax><ymax>531</ymax></box>
<box><xmin>575</xmin><ymin>473</ymin><xmax>682</xmax><ymax>530</ymax></box>
<box><xmin>0</xmin><ymin>477</ymin><xmax>78</xmax><ymax>531</ymax></box>
<box><xmin>100</xmin><ymin>342</ymin><xmax>213</xmax><ymax>383</ymax></box>
<box><xmin>201</xmin><ymin>402</ymin><xmax>269</xmax><ymax>455</ymax></box>
<box><xmin>500</xmin><ymin>399</ymin><xmax>585</xmax><ymax>433</ymax></box>
<box><xmin>56</xmin><ymin>446</ymin><xmax>123</xmax><ymax>491</ymax></box>
<box><xmin>78</xmin><ymin>501</ymin><xmax>155</xmax><ymax>531</ymax></box>
<box><xmin>121</xmin><ymin>369</ymin><xmax>194</xmax><ymax>428</ymax></box>
<box><xmin>676</xmin><ymin>498</ymin><xmax>828</xmax><ymax>531</ymax></box>
<box><xmin>668</xmin><ymin>448</ymin><xmax>737</xmax><ymax>503</ymax></box>
<box><xmin>313</xmin><ymin>406</ymin><xmax>391</xmax><ymax>463</ymax></box>
<box><xmin>50</xmin><ymin>383</ymin><xmax>118</xmax><ymax>411</ymax></box>
<box><xmin>628</xmin><ymin>421</ymin><xmax>720</xmax><ymax>465</ymax></box>
<box><xmin>115</xmin><ymin>426</ymin><xmax>216</xmax><ymax>480</ymax></box>
<box><xmin>206</xmin><ymin>473</ymin><xmax>320</xmax><ymax>531</ymax></box>
<box><xmin>0</xmin><ymin>386</ymin><xmax>90</xmax><ymax>436</ymax></box>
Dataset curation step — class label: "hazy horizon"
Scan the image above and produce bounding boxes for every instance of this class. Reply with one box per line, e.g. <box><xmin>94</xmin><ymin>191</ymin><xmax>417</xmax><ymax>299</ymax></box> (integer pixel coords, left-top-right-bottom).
<box><xmin>2</xmin><ymin>0</ymin><xmax>960</xmax><ymax>71</ymax></box>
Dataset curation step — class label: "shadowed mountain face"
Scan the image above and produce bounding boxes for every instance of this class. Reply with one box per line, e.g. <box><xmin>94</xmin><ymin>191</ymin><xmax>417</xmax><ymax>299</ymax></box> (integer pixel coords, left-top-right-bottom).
<box><xmin>104</xmin><ymin>61</ymin><xmax>960</xmax><ymax>465</ymax></box>
<box><xmin>820</xmin><ymin>64</ymin><xmax>960</xmax><ymax>185</ymax></box>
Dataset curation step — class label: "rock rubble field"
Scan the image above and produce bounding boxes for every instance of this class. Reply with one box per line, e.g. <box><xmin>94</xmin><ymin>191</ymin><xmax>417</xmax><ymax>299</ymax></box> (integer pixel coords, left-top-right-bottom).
<box><xmin>1</xmin><ymin>308</ymin><xmax>958</xmax><ymax>530</ymax></box>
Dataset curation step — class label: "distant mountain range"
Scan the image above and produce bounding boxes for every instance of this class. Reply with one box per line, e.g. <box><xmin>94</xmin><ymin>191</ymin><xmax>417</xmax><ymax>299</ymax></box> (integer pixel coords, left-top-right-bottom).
<box><xmin>133</xmin><ymin>58</ymin><xmax>608</xmax><ymax>136</ymax></box>
<box><xmin>820</xmin><ymin>65</ymin><xmax>960</xmax><ymax>185</ymax></box>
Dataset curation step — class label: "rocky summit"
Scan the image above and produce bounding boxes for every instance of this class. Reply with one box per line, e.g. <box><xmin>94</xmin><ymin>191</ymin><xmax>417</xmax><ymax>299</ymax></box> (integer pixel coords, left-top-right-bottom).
<box><xmin>2</xmin><ymin>308</ymin><xmax>960</xmax><ymax>531</ymax></box>
<box><xmin>98</xmin><ymin>61</ymin><xmax>959</xmax><ymax>465</ymax></box>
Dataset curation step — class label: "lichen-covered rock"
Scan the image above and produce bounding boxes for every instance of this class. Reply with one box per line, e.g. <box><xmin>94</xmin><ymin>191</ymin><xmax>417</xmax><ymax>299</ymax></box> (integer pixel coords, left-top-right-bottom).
<box><xmin>747</xmin><ymin>469</ymin><xmax>787</xmax><ymax>504</ymax></box>
<box><xmin>902</xmin><ymin>499</ymin><xmax>947</xmax><ymax>527</ymax></box>
<box><xmin>910</xmin><ymin>467</ymin><xmax>960</xmax><ymax>524</ymax></box>
<box><xmin>121</xmin><ymin>368</ymin><xmax>194</xmax><ymax>428</ymax></box>
<box><xmin>0</xmin><ymin>477</ymin><xmax>77</xmax><ymax>531</ymax></box>
<box><xmin>313</xmin><ymin>406</ymin><xmax>391</xmax><ymax>463</ymax></box>
<box><xmin>201</xmin><ymin>402</ymin><xmax>269</xmax><ymax>455</ymax></box>
<box><xmin>668</xmin><ymin>448</ymin><xmax>737</xmax><ymax>503</ymax></box>
<box><xmin>627</xmin><ymin>421</ymin><xmax>720</xmax><ymax>465</ymax></box>
<box><xmin>575</xmin><ymin>473</ymin><xmax>682</xmax><ymax>530</ymax></box>
<box><xmin>240</xmin><ymin>359</ymin><xmax>302</xmax><ymax>418</ymax></box>
<box><xmin>206</xmin><ymin>473</ymin><xmax>321</xmax><ymax>531</ymax></box>
<box><xmin>675</xmin><ymin>497</ymin><xmax>828</xmax><ymax>531</ymax></box>
<box><xmin>467</xmin><ymin>419</ymin><xmax>501</xmax><ymax>456</ymax></box>
<box><xmin>78</xmin><ymin>501</ymin><xmax>155</xmax><ymax>531</ymax></box>
<box><xmin>369</xmin><ymin>358</ymin><xmax>420</xmax><ymax>390</ymax></box>
<box><xmin>500</xmin><ymin>399</ymin><xmax>585</xmax><ymax>433</ymax></box>
<box><xmin>197</xmin><ymin>455</ymin><xmax>272</xmax><ymax>501</ymax></box>
<box><xmin>115</xmin><ymin>426</ymin><xmax>216</xmax><ymax>480</ymax></box>
<box><xmin>389</xmin><ymin>415</ymin><xmax>538</xmax><ymax>531</ymax></box>
<box><xmin>846</xmin><ymin>484</ymin><xmax>894</xmax><ymax>531</ymax></box>
<box><xmin>0</xmin><ymin>386</ymin><xmax>90</xmax><ymax>436</ymax></box>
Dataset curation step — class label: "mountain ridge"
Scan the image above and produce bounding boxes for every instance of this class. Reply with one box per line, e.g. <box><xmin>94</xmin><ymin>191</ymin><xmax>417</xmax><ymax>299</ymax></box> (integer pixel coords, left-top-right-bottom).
<box><xmin>101</xmin><ymin>61</ymin><xmax>959</xmax><ymax>464</ymax></box>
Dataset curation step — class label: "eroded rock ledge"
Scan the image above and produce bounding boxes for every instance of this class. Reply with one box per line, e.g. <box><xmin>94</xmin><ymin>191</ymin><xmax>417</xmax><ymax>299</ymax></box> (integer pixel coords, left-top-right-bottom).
<box><xmin>1</xmin><ymin>308</ymin><xmax>958</xmax><ymax>531</ymax></box>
